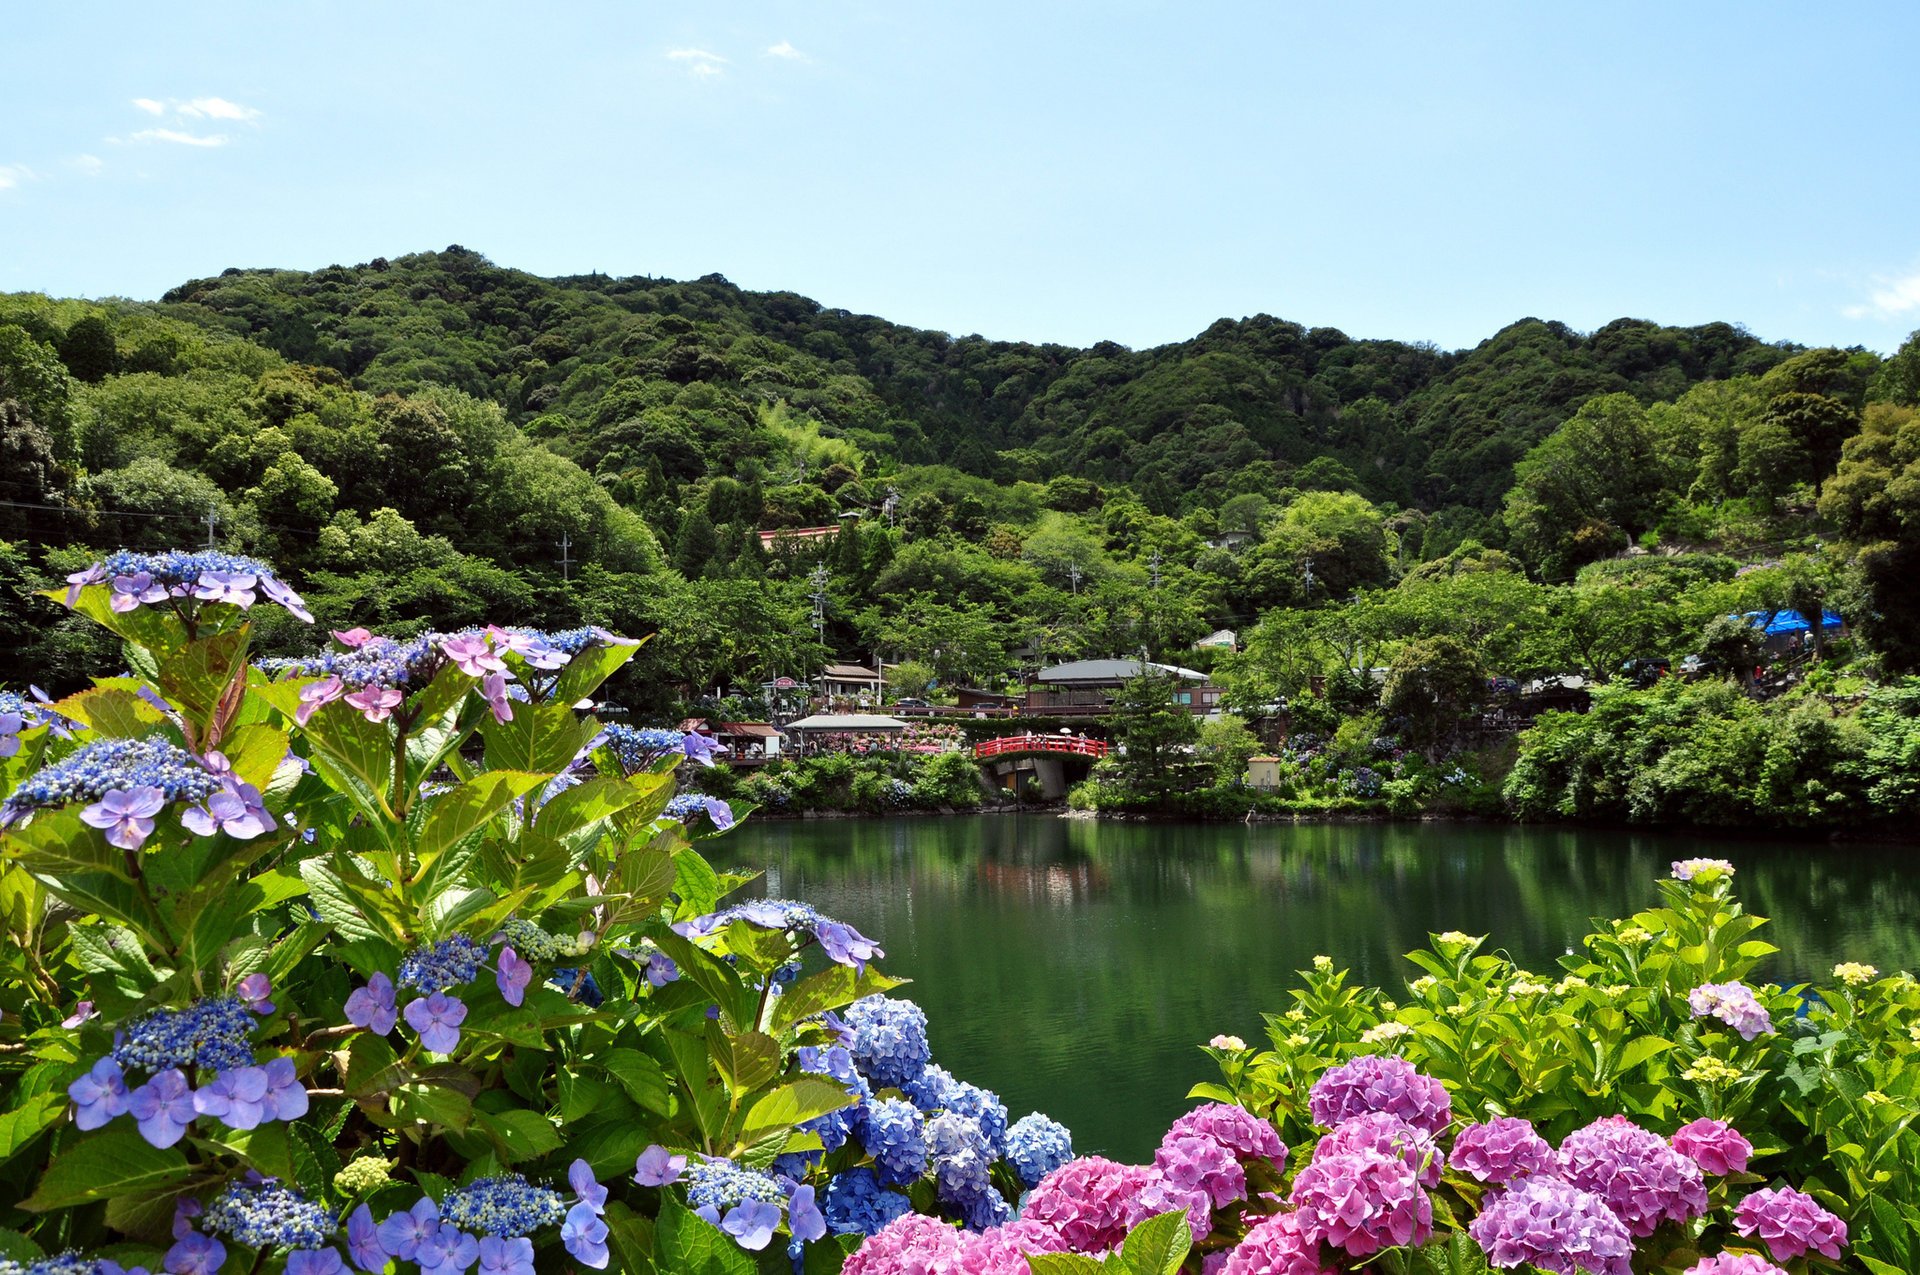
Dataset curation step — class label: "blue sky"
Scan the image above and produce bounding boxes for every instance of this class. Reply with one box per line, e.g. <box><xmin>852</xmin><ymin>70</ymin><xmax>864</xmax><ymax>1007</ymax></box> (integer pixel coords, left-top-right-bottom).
<box><xmin>4</xmin><ymin>2</ymin><xmax>1918</xmax><ymax>354</ymax></box>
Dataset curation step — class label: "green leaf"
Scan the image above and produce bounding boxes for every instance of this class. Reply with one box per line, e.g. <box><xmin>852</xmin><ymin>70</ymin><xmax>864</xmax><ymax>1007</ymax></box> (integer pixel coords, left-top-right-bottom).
<box><xmin>772</xmin><ymin>965</ymin><xmax>907</xmax><ymax>1031</ymax></box>
<box><xmin>48</xmin><ymin>685</ymin><xmax>171</xmax><ymax>739</ymax></box>
<box><xmin>157</xmin><ymin>628</ymin><xmax>250</xmax><ymax>751</ymax></box>
<box><xmin>741</xmin><ymin>1078</ymin><xmax>855</xmax><ymax>1145</ymax></box>
<box><xmin>654</xmin><ymin>1197</ymin><xmax>757</xmax><ymax>1275</ymax></box>
<box><xmin>552</xmin><ymin>639</ymin><xmax>642</xmax><ymax>706</ymax></box>
<box><xmin>392</xmin><ymin>1082</ymin><xmax>474</xmax><ymax>1131</ymax></box>
<box><xmin>300</xmin><ymin>859</ymin><xmax>405</xmax><ymax>946</ymax></box>
<box><xmin>54</xmin><ymin>584</ymin><xmax>188</xmax><ymax>654</ymax></box>
<box><xmin>472</xmin><ymin>1109</ymin><xmax>564</xmax><ymax>1163</ymax></box>
<box><xmin>1115</xmin><ymin>1209</ymin><xmax>1191</xmax><ymax>1275</ymax></box>
<box><xmin>708</xmin><ymin>1029</ymin><xmax>782</xmax><ymax>1094</ymax></box>
<box><xmin>1025</xmin><ymin>1255</ymin><xmax>1109</xmax><ymax>1274</ymax></box>
<box><xmin>1614</xmin><ymin>1035</ymin><xmax>1671</xmax><ymax>1074</ymax></box>
<box><xmin>0</xmin><ymin>1094</ymin><xmax>65</xmax><ymax>1169</ymax></box>
<box><xmin>603</xmin><ymin>1048</ymin><xmax>676</xmax><ymax>1116</ymax></box>
<box><xmin>536</xmin><ymin>775</ymin><xmax>657</xmax><ymax>839</ymax></box>
<box><xmin>413</xmin><ymin>771</ymin><xmax>544</xmax><ymax>877</ymax></box>
<box><xmin>480</xmin><ymin>704</ymin><xmax>600</xmax><ymax>776</ymax></box>
<box><xmin>301</xmin><ymin>699</ymin><xmax>399</xmax><ymax>821</ymax></box>
<box><xmin>22</xmin><ymin>1127</ymin><xmax>193</xmax><ymax>1211</ymax></box>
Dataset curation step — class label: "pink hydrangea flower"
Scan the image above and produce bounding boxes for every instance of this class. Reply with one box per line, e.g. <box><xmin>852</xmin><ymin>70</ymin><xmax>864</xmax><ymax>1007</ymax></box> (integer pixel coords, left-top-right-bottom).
<box><xmin>1732</xmin><ymin>1187</ymin><xmax>1847</xmax><ymax>1262</ymax></box>
<box><xmin>1670</xmin><ymin>1118</ymin><xmax>1752</xmax><ymax>1177</ymax></box>
<box><xmin>1556</xmin><ymin>1116</ymin><xmax>1708</xmax><ymax>1239</ymax></box>
<box><xmin>1222</xmin><ymin>1211</ymin><xmax>1336</xmax><ymax>1275</ymax></box>
<box><xmin>1289</xmin><ymin>1148</ymin><xmax>1432</xmax><ymax>1257</ymax></box>
<box><xmin>1684</xmin><ymin>1257</ymin><xmax>1789</xmax><ymax>1275</ymax></box>
<box><xmin>1314</xmin><ymin>1112</ymin><xmax>1444</xmax><ymax>1187</ymax></box>
<box><xmin>844</xmin><ymin>1214</ymin><xmax>962</xmax><ymax>1275</ymax></box>
<box><xmin>1452</xmin><ymin>1117</ymin><xmax>1554</xmax><ymax>1185</ymax></box>
<box><xmin>952</xmin><ymin>1220</ymin><xmax>1067</xmax><ymax>1275</ymax></box>
<box><xmin>1164</xmin><ymin>1103</ymin><xmax>1288</xmax><ymax>1170</ymax></box>
<box><xmin>1688</xmin><ymin>982</ymin><xmax>1774</xmax><ymax>1040</ymax></box>
<box><xmin>1127</xmin><ymin>1171</ymin><xmax>1213</xmax><ymax>1243</ymax></box>
<box><xmin>1018</xmin><ymin>1157</ymin><xmax>1158</xmax><ymax>1255</ymax></box>
<box><xmin>1308</xmin><ymin>1054</ymin><xmax>1452</xmax><ymax>1135</ymax></box>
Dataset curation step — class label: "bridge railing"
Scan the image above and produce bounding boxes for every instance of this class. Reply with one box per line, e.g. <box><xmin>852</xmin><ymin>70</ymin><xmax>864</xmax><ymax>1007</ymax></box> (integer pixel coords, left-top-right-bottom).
<box><xmin>973</xmin><ymin>734</ymin><xmax>1109</xmax><ymax>760</ymax></box>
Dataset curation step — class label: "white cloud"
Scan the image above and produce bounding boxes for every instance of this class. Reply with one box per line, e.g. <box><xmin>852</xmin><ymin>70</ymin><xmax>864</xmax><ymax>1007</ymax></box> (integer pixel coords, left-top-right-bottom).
<box><xmin>1844</xmin><ymin>268</ymin><xmax>1920</xmax><ymax>321</ymax></box>
<box><xmin>0</xmin><ymin>164</ymin><xmax>34</xmax><ymax>190</ymax></box>
<box><xmin>177</xmin><ymin>96</ymin><xmax>261</xmax><ymax>121</ymax></box>
<box><xmin>766</xmin><ymin>40</ymin><xmax>806</xmax><ymax>60</ymax></box>
<box><xmin>128</xmin><ymin>128</ymin><xmax>229</xmax><ymax>147</ymax></box>
<box><xmin>667</xmin><ymin>48</ymin><xmax>727</xmax><ymax>75</ymax></box>
<box><xmin>68</xmin><ymin>154</ymin><xmax>105</xmax><ymax>175</ymax></box>
<box><xmin>132</xmin><ymin>97</ymin><xmax>166</xmax><ymax>115</ymax></box>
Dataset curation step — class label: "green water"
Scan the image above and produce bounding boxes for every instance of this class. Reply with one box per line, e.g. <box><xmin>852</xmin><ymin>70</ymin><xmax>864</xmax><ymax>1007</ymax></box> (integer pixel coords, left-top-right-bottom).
<box><xmin>729</xmin><ymin>814</ymin><xmax>1920</xmax><ymax>1162</ymax></box>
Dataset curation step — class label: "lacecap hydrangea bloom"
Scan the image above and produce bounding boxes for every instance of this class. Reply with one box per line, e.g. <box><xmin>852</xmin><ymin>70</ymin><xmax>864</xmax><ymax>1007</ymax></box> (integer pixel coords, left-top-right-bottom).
<box><xmin>1221</xmin><ymin>1211</ymin><xmax>1337</xmax><ymax>1275</ymax></box>
<box><xmin>1289</xmin><ymin>1147</ymin><xmax>1433</xmax><ymax>1257</ymax></box>
<box><xmin>1307</xmin><ymin>1053</ymin><xmax>1452</xmax><ymax>1135</ymax></box>
<box><xmin>1555</xmin><ymin>1116</ymin><xmax>1708</xmax><ymax>1238</ymax></box>
<box><xmin>1452</xmin><ymin>1117</ymin><xmax>1554</xmax><ymax>1185</ymax></box>
<box><xmin>663</xmin><ymin>792</ymin><xmax>735</xmax><ymax>830</ymax></box>
<box><xmin>1669</xmin><ymin>1118</ymin><xmax>1752</xmax><ymax>1177</ymax></box>
<box><xmin>674</xmin><ymin>899</ymin><xmax>884</xmax><ymax>973</ymax></box>
<box><xmin>113</xmin><ymin>995</ymin><xmax>258</xmax><ymax>1072</ymax></box>
<box><xmin>203</xmin><ymin>1178</ymin><xmax>335</xmax><ymax>1249</ymax></box>
<box><xmin>1467</xmin><ymin>1175</ymin><xmax>1634</xmax><ymax>1275</ymax></box>
<box><xmin>1688</xmin><ymin>982</ymin><xmax>1775</xmax><ymax>1040</ymax></box>
<box><xmin>1314</xmin><ymin>1111</ymin><xmax>1444</xmax><ymax>1187</ymax></box>
<box><xmin>684</xmin><ymin>1159</ymin><xmax>787</xmax><ymax>1219</ymax></box>
<box><xmin>438</xmin><ymin>1175</ymin><xmax>566</xmax><ymax>1237</ymax></box>
<box><xmin>1</xmin><ymin>736</ymin><xmax>221</xmax><ymax>829</ymax></box>
<box><xmin>1732</xmin><ymin>1186</ymin><xmax>1848</xmax><ymax>1261</ymax></box>
<box><xmin>1672</xmin><ymin>858</ymin><xmax>1736</xmax><ymax>882</ymax></box>
<box><xmin>840</xmin><ymin>995</ymin><xmax>933</xmax><ymax>1089</ymax></box>
<box><xmin>398</xmin><ymin>934</ymin><xmax>489</xmax><ymax>994</ymax></box>
<box><xmin>70</xmin><ymin>549</ymin><xmax>314</xmax><ymax>622</ymax></box>
<box><xmin>0</xmin><ymin>1255</ymin><xmax>110</xmax><ymax>1275</ymax></box>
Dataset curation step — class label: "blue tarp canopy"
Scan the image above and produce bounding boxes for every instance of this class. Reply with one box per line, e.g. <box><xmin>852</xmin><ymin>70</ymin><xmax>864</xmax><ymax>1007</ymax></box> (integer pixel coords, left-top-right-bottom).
<box><xmin>1740</xmin><ymin>609</ymin><xmax>1844</xmax><ymax>636</ymax></box>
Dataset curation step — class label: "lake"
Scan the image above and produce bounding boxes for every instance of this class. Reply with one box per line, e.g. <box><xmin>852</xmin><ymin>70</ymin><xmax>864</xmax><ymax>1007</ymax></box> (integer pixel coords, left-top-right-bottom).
<box><xmin>728</xmin><ymin>814</ymin><xmax>1920</xmax><ymax>1162</ymax></box>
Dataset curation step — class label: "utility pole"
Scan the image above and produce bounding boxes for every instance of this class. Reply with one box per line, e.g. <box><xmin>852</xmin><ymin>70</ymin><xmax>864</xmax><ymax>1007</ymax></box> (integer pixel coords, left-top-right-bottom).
<box><xmin>557</xmin><ymin>532</ymin><xmax>573</xmax><ymax>582</ymax></box>
<box><xmin>1149</xmin><ymin>549</ymin><xmax>1162</xmax><ymax>592</ymax></box>
<box><xmin>203</xmin><ymin>504</ymin><xmax>220</xmax><ymax>549</ymax></box>
<box><xmin>808</xmin><ymin>564</ymin><xmax>829</xmax><ymax>641</ymax></box>
<box><xmin>882</xmin><ymin>487</ymin><xmax>901</xmax><ymax>528</ymax></box>
<box><xmin>1067</xmin><ymin>562</ymin><xmax>1082</xmax><ymax>596</ymax></box>
<box><xmin>1303</xmin><ymin>556</ymin><xmax>1315</xmax><ymax>596</ymax></box>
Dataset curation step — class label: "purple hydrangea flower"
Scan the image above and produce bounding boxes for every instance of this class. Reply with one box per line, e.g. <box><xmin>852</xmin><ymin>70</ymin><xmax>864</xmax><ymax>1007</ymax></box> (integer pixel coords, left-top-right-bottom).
<box><xmin>496</xmin><ymin>946</ymin><xmax>533</xmax><ymax>1007</ymax></box>
<box><xmin>1154</xmin><ymin>1131</ymin><xmax>1247</xmax><ymax>1208</ymax></box>
<box><xmin>163</xmin><ymin>1233</ymin><xmax>226</xmax><ymax>1275</ymax></box>
<box><xmin>259</xmin><ymin>575</ymin><xmax>313</xmax><ymax>622</ymax></box>
<box><xmin>1308</xmin><ymin>1053</ymin><xmax>1452</xmax><ymax>1135</ymax></box>
<box><xmin>193</xmin><ymin>570</ymin><xmax>258</xmax><ymax>608</ymax></box>
<box><xmin>1732</xmin><ymin>1186</ymin><xmax>1848</xmax><ymax>1261</ymax></box>
<box><xmin>67</xmin><ymin>1057</ymin><xmax>131</xmax><ymax>1130</ymax></box>
<box><xmin>481</xmin><ymin>673</ymin><xmax>515</xmax><ymax>724</ymax></box>
<box><xmin>81</xmin><ymin>786</ymin><xmax>166</xmax><ymax>851</ymax></box>
<box><xmin>345</xmin><ymin>973</ymin><xmax>398</xmax><ymax>1036</ymax></box>
<box><xmin>1315</xmin><ymin>1111</ymin><xmax>1444</xmax><ymax>1187</ymax></box>
<box><xmin>1006</xmin><ymin>1113</ymin><xmax>1075</xmax><ymax>1187</ymax></box>
<box><xmin>442</xmin><ymin>634</ymin><xmax>508</xmax><ymax>678</ymax></box>
<box><xmin>193</xmin><ymin>1064</ymin><xmax>270</xmax><ymax>1130</ymax></box>
<box><xmin>634</xmin><ymin>1144</ymin><xmax>688</xmax><ymax>1186</ymax></box>
<box><xmin>111</xmin><ymin>571</ymin><xmax>168</xmax><ymax>612</ymax></box>
<box><xmin>1290</xmin><ymin>1148</ymin><xmax>1433</xmax><ymax>1257</ymax></box>
<box><xmin>1468</xmin><ymin>1175</ymin><xmax>1634</xmax><ymax>1275</ymax></box>
<box><xmin>416</xmin><ymin>1222</ymin><xmax>479</xmax><ymax>1275</ymax></box>
<box><xmin>788</xmin><ymin>1183</ymin><xmax>826</xmax><ymax>1243</ymax></box>
<box><xmin>1682</xmin><ymin>1257</ymin><xmax>1789</xmax><ymax>1275</ymax></box>
<box><xmin>286</xmin><ymin>1250</ymin><xmax>348</xmax><ymax>1275</ymax></box>
<box><xmin>181</xmin><ymin>788</ymin><xmax>272</xmax><ymax>840</ymax></box>
<box><xmin>264</xmin><ymin>1056</ymin><xmax>309</xmax><ymax>1120</ymax></box>
<box><xmin>477</xmin><ymin>1235</ymin><xmax>536</xmax><ymax>1275</ymax></box>
<box><xmin>345</xmin><ymin>685</ymin><xmax>402</xmax><ymax>723</ymax></box>
<box><xmin>683</xmin><ymin>732</ymin><xmax>724</xmax><ymax>767</ymax></box>
<box><xmin>377</xmin><ymin>1198</ymin><xmax>441</xmax><ymax>1262</ymax></box>
<box><xmin>1670</xmin><ymin>1118</ymin><xmax>1752</xmax><ymax>1176</ymax></box>
<box><xmin>1453</xmin><ymin>1116</ymin><xmax>1555</xmax><ymax>1185</ymax></box>
<box><xmin>720</xmin><ymin>1199</ymin><xmax>782</xmax><ymax>1250</ymax></box>
<box><xmin>296</xmin><ymin>675</ymin><xmax>346</xmax><ymax>725</ymax></box>
<box><xmin>1018</xmin><ymin>1157</ymin><xmax>1159</xmax><ymax>1255</ymax></box>
<box><xmin>1556</xmin><ymin>1116</ymin><xmax>1708</xmax><ymax>1238</ymax></box>
<box><xmin>1672</xmin><ymin>858</ymin><xmax>1735</xmax><ymax>881</ymax></box>
<box><xmin>1688</xmin><ymin>982</ymin><xmax>1774</xmax><ymax>1040</ymax></box>
<box><xmin>346</xmin><ymin>1204</ymin><xmax>385</xmax><ymax>1273</ymax></box>
<box><xmin>560</xmin><ymin>1201</ymin><xmax>610</xmax><ymax>1268</ymax></box>
<box><xmin>1164</xmin><ymin>1103</ymin><xmax>1288</xmax><ymax>1170</ymax></box>
<box><xmin>127</xmin><ymin>1067</ymin><xmax>196</xmax><ymax>1147</ymax></box>
<box><xmin>645</xmin><ymin>951</ymin><xmax>679</xmax><ymax>988</ymax></box>
<box><xmin>404</xmin><ymin>991</ymin><xmax>468</xmax><ymax>1054</ymax></box>
<box><xmin>236</xmin><ymin>973</ymin><xmax>274</xmax><ymax>1014</ymax></box>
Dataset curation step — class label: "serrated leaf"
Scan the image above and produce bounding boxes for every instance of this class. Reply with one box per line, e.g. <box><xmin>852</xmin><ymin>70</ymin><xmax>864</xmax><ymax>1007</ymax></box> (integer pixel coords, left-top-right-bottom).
<box><xmin>655</xmin><ymin>1197</ymin><xmax>757</xmax><ymax>1275</ymax></box>
<box><xmin>299</xmin><ymin>859</ymin><xmax>403</xmax><ymax>945</ymax></box>
<box><xmin>22</xmin><ymin>1126</ymin><xmax>193</xmax><ymax>1211</ymax></box>
<box><xmin>413</xmin><ymin>771</ymin><xmax>543</xmax><ymax>878</ymax></box>
<box><xmin>473</xmin><ymin>1109</ymin><xmax>563</xmax><ymax>1163</ymax></box>
<box><xmin>552</xmin><ymin>640</ymin><xmax>641</xmax><ymax>706</ymax></box>
<box><xmin>772</xmin><ymin>965</ymin><xmax>907</xmax><ymax>1031</ymax></box>
<box><xmin>157</xmin><ymin>629</ymin><xmax>250</xmax><ymax>752</ymax></box>
<box><xmin>708</xmin><ymin>1029</ymin><xmax>782</xmax><ymax>1095</ymax></box>
<box><xmin>49</xmin><ymin>686</ymin><xmax>170</xmax><ymax>739</ymax></box>
<box><xmin>0</xmin><ymin>1094</ymin><xmax>64</xmax><ymax>1169</ymax></box>
<box><xmin>1115</xmin><ymin>1209</ymin><xmax>1191</xmax><ymax>1275</ymax></box>
<box><xmin>740</xmin><ymin>1078</ymin><xmax>854</xmax><ymax>1146</ymax></box>
<box><xmin>603</xmin><ymin>1048</ymin><xmax>675</xmax><ymax>1116</ymax></box>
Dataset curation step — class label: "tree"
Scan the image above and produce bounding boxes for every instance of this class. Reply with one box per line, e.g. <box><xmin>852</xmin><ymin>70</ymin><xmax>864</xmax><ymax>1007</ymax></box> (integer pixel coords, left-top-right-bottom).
<box><xmin>0</xmin><ymin>400</ymin><xmax>58</xmax><ymax>541</ymax></box>
<box><xmin>887</xmin><ymin>660</ymin><xmax>936</xmax><ymax>699</ymax></box>
<box><xmin>1503</xmin><ymin>394</ymin><xmax>1675</xmax><ymax>578</ymax></box>
<box><xmin>672</xmin><ymin>507</ymin><xmax>719</xmax><ymax>578</ymax></box>
<box><xmin>1103</xmin><ymin>672</ymin><xmax>1200</xmax><ymax>797</ymax></box>
<box><xmin>56</xmin><ymin>315</ymin><xmax>119</xmax><ymax>383</ymax></box>
<box><xmin>1818</xmin><ymin>403</ymin><xmax>1920</xmax><ymax>670</ymax></box>
<box><xmin>1195</xmin><ymin>713</ymin><xmax>1261</xmax><ymax>784</ymax></box>
<box><xmin>1380</xmin><ymin>635</ymin><xmax>1484</xmax><ymax>755</ymax></box>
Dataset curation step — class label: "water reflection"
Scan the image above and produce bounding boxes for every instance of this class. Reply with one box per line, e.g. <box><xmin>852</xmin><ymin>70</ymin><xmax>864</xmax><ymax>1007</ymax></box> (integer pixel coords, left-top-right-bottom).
<box><xmin>734</xmin><ymin>815</ymin><xmax>1920</xmax><ymax>1161</ymax></box>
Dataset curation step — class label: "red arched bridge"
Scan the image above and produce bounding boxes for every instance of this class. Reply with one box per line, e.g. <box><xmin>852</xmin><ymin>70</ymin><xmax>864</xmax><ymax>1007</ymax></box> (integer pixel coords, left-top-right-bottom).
<box><xmin>973</xmin><ymin>733</ymin><xmax>1109</xmax><ymax>761</ymax></box>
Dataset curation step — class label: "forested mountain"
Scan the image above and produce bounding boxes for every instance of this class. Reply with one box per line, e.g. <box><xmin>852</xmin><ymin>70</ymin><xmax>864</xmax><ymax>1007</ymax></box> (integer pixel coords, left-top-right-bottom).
<box><xmin>4</xmin><ymin>245</ymin><xmax>1918</xmax><ymax>722</ymax></box>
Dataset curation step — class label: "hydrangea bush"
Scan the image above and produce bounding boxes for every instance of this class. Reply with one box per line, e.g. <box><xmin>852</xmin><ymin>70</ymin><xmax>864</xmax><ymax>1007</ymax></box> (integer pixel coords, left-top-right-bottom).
<box><xmin>0</xmin><ymin>551</ymin><xmax>1076</xmax><ymax>1275</ymax></box>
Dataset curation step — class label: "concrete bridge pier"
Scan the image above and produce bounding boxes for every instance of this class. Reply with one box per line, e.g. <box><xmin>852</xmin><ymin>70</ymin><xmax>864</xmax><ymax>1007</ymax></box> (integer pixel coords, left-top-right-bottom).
<box><xmin>980</xmin><ymin>756</ymin><xmax>1068</xmax><ymax>800</ymax></box>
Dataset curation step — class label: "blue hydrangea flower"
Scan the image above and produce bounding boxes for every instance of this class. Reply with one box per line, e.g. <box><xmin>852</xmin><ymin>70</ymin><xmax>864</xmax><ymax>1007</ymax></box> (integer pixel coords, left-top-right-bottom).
<box><xmin>67</xmin><ymin>1057</ymin><xmax>130</xmax><ymax>1130</ymax></box>
<box><xmin>113</xmin><ymin>995</ymin><xmax>256</xmax><ymax>1072</ymax></box>
<box><xmin>398</xmin><ymin>935</ymin><xmax>488</xmax><ymax>994</ymax></box>
<box><xmin>840</xmin><ymin>996</ymin><xmax>932</xmax><ymax>1089</ymax></box>
<box><xmin>600</xmin><ymin>726</ymin><xmax>692</xmax><ymax>773</ymax></box>
<box><xmin>3</xmin><ymin>736</ymin><xmax>220</xmax><ymax>826</ymax></box>
<box><xmin>926</xmin><ymin>1112</ymin><xmax>997</xmax><ymax>1222</ymax></box>
<box><xmin>822</xmin><ymin>1169</ymin><xmax>912</xmax><ymax>1237</ymax></box>
<box><xmin>440</xmin><ymin>1175</ymin><xmax>566</xmax><ymax>1238</ymax></box>
<box><xmin>0</xmin><ymin>1253</ymin><xmax>104</xmax><ymax>1275</ymax></box>
<box><xmin>204</xmin><ymin>1178</ymin><xmax>335</xmax><ymax>1249</ymax></box>
<box><xmin>559</xmin><ymin>1202</ymin><xmax>608</xmax><ymax>1269</ymax></box>
<box><xmin>663</xmin><ymin>793</ymin><xmax>735</xmax><ymax>830</ymax></box>
<box><xmin>1006</xmin><ymin>1113</ymin><xmax>1075</xmax><ymax>1187</ymax></box>
<box><xmin>795</xmin><ymin>1045</ymin><xmax>870</xmax><ymax>1152</ymax></box>
<box><xmin>858</xmin><ymin>1097</ymin><xmax>928</xmax><ymax>1186</ymax></box>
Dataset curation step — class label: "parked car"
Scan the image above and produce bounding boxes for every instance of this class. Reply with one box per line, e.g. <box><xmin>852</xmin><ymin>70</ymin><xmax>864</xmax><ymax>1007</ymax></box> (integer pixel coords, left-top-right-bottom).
<box><xmin>1620</xmin><ymin>657</ymin><xmax>1671</xmax><ymax>688</ymax></box>
<box><xmin>895</xmin><ymin>697</ymin><xmax>928</xmax><ymax>708</ymax></box>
